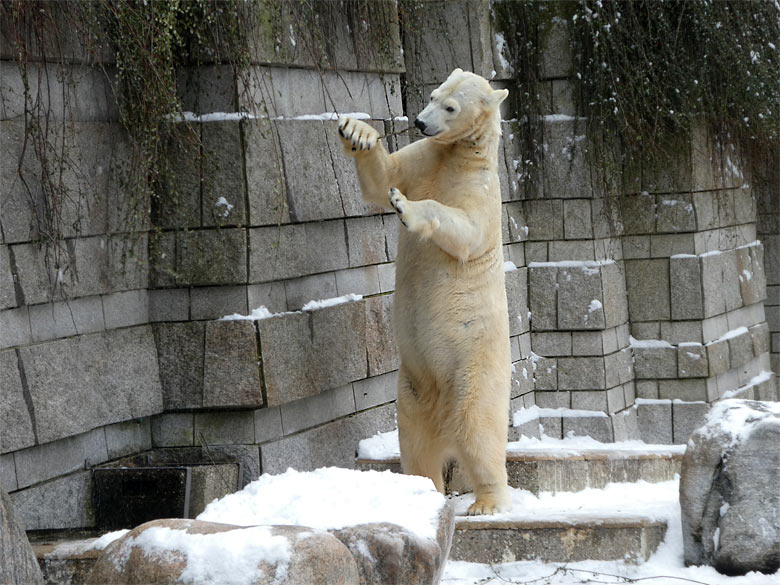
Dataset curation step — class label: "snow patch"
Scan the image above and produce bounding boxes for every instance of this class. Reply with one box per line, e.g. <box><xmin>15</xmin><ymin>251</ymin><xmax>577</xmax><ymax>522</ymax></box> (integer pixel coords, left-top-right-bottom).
<box><xmin>503</xmin><ymin>260</ymin><xmax>517</xmax><ymax>272</ymax></box>
<box><xmin>301</xmin><ymin>293</ymin><xmax>362</xmax><ymax>311</ymax></box>
<box><xmin>629</xmin><ymin>336</ymin><xmax>673</xmax><ymax>349</ymax></box>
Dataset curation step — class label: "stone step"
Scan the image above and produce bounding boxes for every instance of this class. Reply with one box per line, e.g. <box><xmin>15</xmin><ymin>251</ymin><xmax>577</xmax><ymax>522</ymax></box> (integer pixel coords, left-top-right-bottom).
<box><xmin>356</xmin><ymin>442</ymin><xmax>685</xmax><ymax>495</ymax></box>
<box><xmin>30</xmin><ymin>533</ymin><xmax>103</xmax><ymax>585</ymax></box>
<box><xmin>451</xmin><ymin>514</ymin><xmax>667</xmax><ymax>563</ymax></box>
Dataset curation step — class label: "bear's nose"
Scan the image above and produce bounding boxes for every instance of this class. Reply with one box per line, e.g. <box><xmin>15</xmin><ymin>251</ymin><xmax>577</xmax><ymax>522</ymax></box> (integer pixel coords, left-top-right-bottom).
<box><xmin>414</xmin><ymin>118</ymin><xmax>427</xmax><ymax>132</ymax></box>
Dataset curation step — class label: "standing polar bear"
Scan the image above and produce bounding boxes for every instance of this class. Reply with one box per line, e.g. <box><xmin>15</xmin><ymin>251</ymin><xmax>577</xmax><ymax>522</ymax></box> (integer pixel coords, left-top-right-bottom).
<box><xmin>338</xmin><ymin>69</ymin><xmax>511</xmax><ymax>515</ymax></box>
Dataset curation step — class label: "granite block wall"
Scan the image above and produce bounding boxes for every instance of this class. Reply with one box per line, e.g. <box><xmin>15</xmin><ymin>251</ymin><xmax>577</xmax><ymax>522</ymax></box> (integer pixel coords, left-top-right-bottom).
<box><xmin>0</xmin><ymin>0</ymin><xmax>776</xmax><ymax>531</ymax></box>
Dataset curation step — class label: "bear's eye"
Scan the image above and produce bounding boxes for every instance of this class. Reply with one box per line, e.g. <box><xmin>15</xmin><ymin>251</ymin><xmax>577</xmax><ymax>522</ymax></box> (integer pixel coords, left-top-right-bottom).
<box><xmin>446</xmin><ymin>106</ymin><xmax>455</xmax><ymax>113</ymax></box>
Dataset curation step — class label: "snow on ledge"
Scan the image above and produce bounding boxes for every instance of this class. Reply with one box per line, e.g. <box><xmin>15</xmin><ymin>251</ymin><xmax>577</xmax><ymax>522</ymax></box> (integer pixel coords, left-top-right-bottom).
<box><xmin>513</xmin><ymin>405</ymin><xmax>607</xmax><ymax>427</ymax></box>
<box><xmin>198</xmin><ymin>467</ymin><xmax>446</xmax><ymax>541</ymax></box>
<box><xmin>221</xmin><ymin>294</ymin><xmax>363</xmax><ymax>321</ymax></box>
<box><xmin>173</xmin><ymin>111</ymin><xmax>373</xmax><ymax>123</ymax></box>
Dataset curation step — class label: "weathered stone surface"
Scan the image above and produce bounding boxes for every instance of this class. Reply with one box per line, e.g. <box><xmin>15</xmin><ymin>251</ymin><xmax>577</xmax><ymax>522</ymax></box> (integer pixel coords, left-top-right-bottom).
<box><xmin>625</xmin><ymin>259</ymin><xmax>671</xmax><ymax>322</ymax></box>
<box><xmin>557</xmin><ymin>357</ymin><xmax>606</xmax><ymax>390</ymax></box>
<box><xmin>0</xmin><ymin>349</ymin><xmax>35</xmax><ymax>454</ymax></box>
<box><xmin>176</xmin><ymin>228</ymin><xmax>247</xmax><ymax>286</ymax></box>
<box><xmin>528</xmin><ymin>266</ymin><xmax>557</xmax><ymax>331</ymax></box>
<box><xmin>11</xmin><ymin>471</ymin><xmax>94</xmax><ymax>530</ymax></box>
<box><xmin>678</xmin><ymin>344</ymin><xmax>709</xmax><ymax>378</ymax></box>
<box><xmin>258</xmin><ymin>300</ymin><xmax>367</xmax><ymax>407</ymax></box>
<box><xmin>156</xmin><ymin>125</ymin><xmax>201</xmax><ymax>230</ymax></box>
<box><xmin>202</xmin><ymin>121</ymin><xmax>246</xmax><ymax>227</ymax></box>
<box><xmin>20</xmin><ymin>326</ymin><xmax>163</xmax><ymax>444</ymax></box>
<box><xmin>86</xmin><ymin>520</ymin><xmax>360</xmax><ymax>585</ymax></box>
<box><xmin>203</xmin><ymin>320</ymin><xmax>263</xmax><ymax>408</ymax></box>
<box><xmin>0</xmin><ymin>483</ymin><xmax>44</xmax><ymax>585</ymax></box>
<box><xmin>636</xmin><ymin>402</ymin><xmax>673</xmax><ymax>444</ymax></box>
<box><xmin>244</xmin><ymin>119</ymin><xmax>288</xmax><ymax>226</ymax></box>
<box><xmin>365</xmin><ymin>294</ymin><xmax>399</xmax><ymax>377</ymax></box>
<box><xmin>681</xmin><ymin>400</ymin><xmax>780</xmax><ymax>576</ymax></box>
<box><xmin>523</xmin><ymin>200</ymin><xmax>564</xmax><ymax>240</ymax></box>
<box><xmin>670</xmin><ymin>256</ymin><xmax>704</xmax><ymax>321</ymax></box>
<box><xmin>633</xmin><ymin>345</ymin><xmax>677</xmax><ymax>379</ymax></box>
<box><xmin>332</xmin><ymin>503</ymin><xmax>455</xmax><ymax>585</ymax></box>
<box><xmin>280</xmin><ymin>385</ymin><xmax>356</xmax><ymax>436</ymax></box>
<box><xmin>0</xmin><ymin>306</ymin><xmax>32</xmax><ymax>349</ymax></box>
<box><xmin>153</xmin><ymin>322</ymin><xmax>205</xmax><ymax>410</ymax></box>
<box><xmin>0</xmin><ymin>245</ymin><xmax>15</xmax><ymax>310</ymax></box>
<box><xmin>193</xmin><ymin>411</ymin><xmax>255</xmax><ymax>446</ymax></box>
<box><xmin>557</xmin><ymin>266</ymin><xmax>604</xmax><ymax>330</ymax></box>
<box><xmin>151</xmin><ymin>413</ymin><xmax>194</xmax><ymax>448</ymax></box>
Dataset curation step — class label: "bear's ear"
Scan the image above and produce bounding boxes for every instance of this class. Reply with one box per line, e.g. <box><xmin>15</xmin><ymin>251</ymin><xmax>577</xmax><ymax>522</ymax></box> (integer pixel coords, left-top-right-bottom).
<box><xmin>451</xmin><ymin>67</ymin><xmax>464</xmax><ymax>76</ymax></box>
<box><xmin>490</xmin><ymin>88</ymin><xmax>509</xmax><ymax>107</ymax></box>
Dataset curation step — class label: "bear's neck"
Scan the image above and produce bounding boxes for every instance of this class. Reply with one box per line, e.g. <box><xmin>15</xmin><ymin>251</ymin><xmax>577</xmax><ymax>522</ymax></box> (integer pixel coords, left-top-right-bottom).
<box><xmin>441</xmin><ymin>110</ymin><xmax>502</xmax><ymax>165</ymax></box>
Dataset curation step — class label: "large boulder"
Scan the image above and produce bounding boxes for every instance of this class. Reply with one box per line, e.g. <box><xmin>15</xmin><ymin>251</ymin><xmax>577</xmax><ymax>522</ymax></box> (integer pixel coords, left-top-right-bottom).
<box><xmin>0</xmin><ymin>483</ymin><xmax>44</xmax><ymax>585</ymax></box>
<box><xmin>86</xmin><ymin>519</ymin><xmax>359</xmax><ymax>585</ymax></box>
<box><xmin>680</xmin><ymin>399</ymin><xmax>780</xmax><ymax>576</ymax></box>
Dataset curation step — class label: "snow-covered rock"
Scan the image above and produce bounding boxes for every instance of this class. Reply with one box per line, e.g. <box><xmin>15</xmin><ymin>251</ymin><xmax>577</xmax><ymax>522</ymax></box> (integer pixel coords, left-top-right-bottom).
<box><xmin>680</xmin><ymin>399</ymin><xmax>780</xmax><ymax>576</ymax></box>
<box><xmin>86</xmin><ymin>519</ymin><xmax>358</xmax><ymax>585</ymax></box>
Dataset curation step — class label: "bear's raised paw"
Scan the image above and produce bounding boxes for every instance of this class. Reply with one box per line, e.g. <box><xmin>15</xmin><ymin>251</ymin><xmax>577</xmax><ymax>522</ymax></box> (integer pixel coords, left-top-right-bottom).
<box><xmin>338</xmin><ymin>116</ymin><xmax>379</xmax><ymax>155</ymax></box>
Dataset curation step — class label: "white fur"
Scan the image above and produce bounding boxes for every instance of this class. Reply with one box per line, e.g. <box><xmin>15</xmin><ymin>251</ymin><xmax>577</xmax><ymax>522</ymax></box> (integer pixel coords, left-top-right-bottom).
<box><xmin>338</xmin><ymin>69</ymin><xmax>511</xmax><ymax>515</ymax></box>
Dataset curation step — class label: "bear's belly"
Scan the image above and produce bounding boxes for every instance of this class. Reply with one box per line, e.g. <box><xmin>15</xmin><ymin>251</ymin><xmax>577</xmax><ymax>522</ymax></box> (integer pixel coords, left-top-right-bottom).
<box><xmin>393</xmin><ymin>239</ymin><xmax>509</xmax><ymax>375</ymax></box>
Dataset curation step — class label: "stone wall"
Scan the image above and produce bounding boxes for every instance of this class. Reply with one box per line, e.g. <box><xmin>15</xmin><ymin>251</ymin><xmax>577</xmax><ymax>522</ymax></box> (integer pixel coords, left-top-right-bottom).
<box><xmin>0</xmin><ymin>0</ymin><xmax>776</xmax><ymax>531</ymax></box>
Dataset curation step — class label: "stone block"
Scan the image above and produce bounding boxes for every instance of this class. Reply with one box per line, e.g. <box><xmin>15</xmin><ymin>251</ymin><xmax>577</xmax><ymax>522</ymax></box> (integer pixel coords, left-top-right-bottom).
<box><xmin>108</xmin><ymin>234</ymin><xmax>149</xmax><ymax>292</ymax></box>
<box><xmin>528</xmin><ymin>266</ymin><xmax>556</xmax><ymax>331</ymax></box>
<box><xmin>659</xmin><ymin>379</ymin><xmax>707</xmax><ymax>402</ymax></box>
<box><xmin>563</xmin><ymin>199</ymin><xmax>593</xmax><ymax>239</ymax></box>
<box><xmin>193</xmin><ymin>411</ymin><xmax>255</xmax><ymax>446</ymax></box>
<box><xmin>377</xmin><ymin>262</ymin><xmax>396</xmax><ymax>293</ymax></box>
<box><xmin>670</xmin><ymin>256</ymin><xmax>704</xmax><ymax>320</ymax></box>
<box><xmin>156</xmin><ymin>127</ymin><xmax>200</xmax><ymax>230</ymax></box>
<box><xmin>365</xmin><ymin>294</ymin><xmax>399</xmax><ymax>377</ymax></box>
<box><xmin>548</xmin><ymin>240</ymin><xmax>595</xmax><ymax>261</ymax></box>
<box><xmin>601</xmin><ymin>261</ymin><xmax>629</xmax><ymax>328</ymax></box>
<box><xmin>153</xmin><ymin>322</ymin><xmax>205</xmax><ymax>410</ymax></box>
<box><xmin>706</xmin><ymin>339</ymin><xmax>730</xmax><ymax>376</ymax></box>
<box><xmin>261</xmin><ymin>403</ymin><xmax>397</xmax><ymax>474</ymax></box>
<box><xmin>203</xmin><ymin>320</ymin><xmax>263</xmax><ymax>408</ymax></box>
<box><xmin>625</xmin><ymin>259</ymin><xmax>671</xmax><ymax>321</ymax></box>
<box><xmin>539</xmin><ymin>18</ymin><xmax>573</xmax><ymax>79</ymax></box>
<box><xmin>571</xmin><ymin>331</ymin><xmax>602</xmax><ymax>356</ymax></box>
<box><xmin>151</xmin><ymin>413</ymin><xmax>194</xmax><ymax>448</ymax></box>
<box><xmin>247</xmin><ymin>282</ymin><xmax>287</xmax><ymax>314</ymax></box>
<box><xmin>0</xmin><ymin>245</ymin><xmax>15</xmax><ymax>309</ymax></box>
<box><xmin>254</xmin><ymin>406</ymin><xmax>284</xmax><ymax>445</ymax></box>
<box><xmin>602</xmin><ymin>328</ymin><xmax>619</xmax><ymax>354</ymax></box>
<box><xmin>353</xmin><ymin>371</ymin><xmax>398</xmax><ymax>411</ymax></box>
<box><xmin>11</xmin><ymin>242</ymin><xmax>58</xmax><ymax>305</ymax></box>
<box><xmin>737</xmin><ymin>244</ymin><xmax>766</xmax><ymax>306</ymax></box>
<box><xmin>562</xmin><ymin>416</ymin><xmax>613</xmax><ymax>442</ymax></box>
<box><xmin>661</xmin><ymin>321</ymin><xmax>703</xmax><ymax>345</ymax></box>
<box><xmin>20</xmin><ymin>326</ymin><xmax>163</xmax><ymax>445</ymax></box>
<box><xmin>620</xmin><ymin>193</ymin><xmax>656</xmax><ymax>235</ymax></box>
<box><xmin>0</xmin><ymin>349</ymin><xmax>35</xmax><ymax>454</ymax></box>
<box><xmin>285</xmin><ymin>273</ymin><xmax>338</xmax><ymax>311</ymax></box>
<box><xmin>243</xmin><ymin>119</ymin><xmax>288</xmax><ymax>226</ymax></box>
<box><xmin>505</xmin><ymin>267</ymin><xmax>528</xmax><ymax>336</ymax></box>
<box><xmin>557</xmin><ymin>357</ymin><xmax>606</xmax><ymax>390</ymax></box>
<box><xmin>672</xmin><ymin>402</ymin><xmax>709</xmax><ymax>444</ymax></box>
<box><xmin>607</xmin><ymin>385</ymin><xmax>627</xmax><ymax>414</ymax></box>
<box><xmin>335</xmin><ymin>266</ymin><xmax>381</xmax><ymax>298</ymax></box>
<box><xmin>750</xmin><ymin>322</ymin><xmax>770</xmax><ymax>357</ymax></box>
<box><xmin>727</xmin><ymin>329</ymin><xmax>754</xmax><ymax>370</ymax></box>
<box><xmin>176</xmin><ymin>228</ymin><xmax>247</xmax><ymax>286</ymax></box>
<box><xmin>149</xmin><ymin>231</ymin><xmax>177</xmax><ymax>288</ymax></box>
<box><xmin>523</xmin><ymin>200</ymin><xmax>563</xmax><ymax>240</ymax></box>
<box><xmin>656</xmin><ymin>196</ymin><xmax>696</xmax><ymax>233</ymax></box>
<box><xmin>249</xmin><ymin>220</ymin><xmax>348</xmax><ymax>283</ymax></box>
<box><xmin>14</xmin><ymin>428</ymin><xmax>107</xmax><ymax>489</ymax></box>
<box><xmin>611</xmin><ymin>408</ymin><xmax>641</xmax><ymax>442</ymax></box>
<box><xmin>570</xmin><ymin>391</ymin><xmax>607</xmax><ymax>412</ymax></box>
<box><xmin>11</xmin><ymin>471</ymin><xmax>94</xmax><ymax>530</ymax></box>
<box><xmin>149</xmin><ymin>288</ymin><xmax>190</xmax><ymax>322</ymax></box>
<box><xmin>525</xmin><ymin>242</ymin><xmax>548</xmax><ymax>263</ymax></box>
<box><xmin>632</xmin><ymin>345</ymin><xmax>677</xmax><ymax>379</ymax></box>
<box><xmin>346</xmin><ymin>216</ymin><xmax>388</xmax><ymax>267</ymax></box>
<box><xmin>650</xmin><ymin>234</ymin><xmax>695</xmax><ymax>257</ymax></box>
<box><xmin>383</xmin><ymin>214</ymin><xmax>400</xmax><ymax>262</ymax></box>
<box><xmin>281</xmin><ymin>385</ymin><xmax>356</xmax><ymax>436</ymax></box>
<box><xmin>622</xmin><ymin>236</ymin><xmax>651</xmax><ymax>259</ymax></box>
<box><xmin>258</xmin><ymin>300</ymin><xmax>367</xmax><ymax>406</ymax></box>
<box><xmin>28</xmin><ymin>301</ymin><xmax>77</xmax><ymax>342</ymax></box>
<box><xmin>190</xmin><ymin>285</ymin><xmax>247</xmax><ymax>320</ymax></box>
<box><xmin>0</xmin><ymin>454</ymin><xmax>16</xmax><ymax>491</ymax></box>
<box><xmin>636</xmin><ymin>402</ymin><xmax>673</xmax><ymax>444</ymax></box>
<box><xmin>102</xmin><ymin>289</ymin><xmax>149</xmax><ymax>329</ymax></box>
<box><xmin>533</xmin><ymin>358</ymin><xmax>558</xmax><ymax>391</ymax></box>
<box><xmin>721</xmin><ymin>251</ymin><xmax>743</xmax><ymax>313</ymax></box>
<box><xmin>176</xmin><ymin>65</ymin><xmax>235</xmax><ymax>114</ymax></box>
<box><xmin>202</xmin><ymin>122</ymin><xmax>246</xmax><ymax>227</ymax></box>
<box><xmin>636</xmin><ymin>380</ymin><xmax>659</xmax><ymax>399</ymax></box>
<box><xmin>532</xmin><ymin>332</ymin><xmax>571</xmax><ymax>357</ymax></box>
<box><xmin>678</xmin><ymin>344</ymin><xmax>708</xmax><ymax>378</ymax></box>
<box><xmin>104</xmin><ymin>419</ymin><xmax>152</xmax><ymax>460</ymax></box>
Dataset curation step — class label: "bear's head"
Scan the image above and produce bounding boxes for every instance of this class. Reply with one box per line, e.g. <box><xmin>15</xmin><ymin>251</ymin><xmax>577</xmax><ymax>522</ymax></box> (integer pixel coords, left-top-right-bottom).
<box><xmin>414</xmin><ymin>69</ymin><xmax>508</xmax><ymax>143</ymax></box>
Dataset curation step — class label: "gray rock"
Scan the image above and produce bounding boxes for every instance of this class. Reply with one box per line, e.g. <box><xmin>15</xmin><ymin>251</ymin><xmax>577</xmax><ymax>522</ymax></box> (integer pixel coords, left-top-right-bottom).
<box><xmin>86</xmin><ymin>520</ymin><xmax>359</xmax><ymax>585</ymax></box>
<box><xmin>244</xmin><ymin>119</ymin><xmax>289</xmax><ymax>226</ymax></box>
<box><xmin>0</xmin><ymin>349</ymin><xmax>35</xmax><ymax>453</ymax></box>
<box><xmin>176</xmin><ymin>228</ymin><xmax>247</xmax><ymax>286</ymax></box>
<box><xmin>0</xmin><ymin>483</ymin><xmax>44</xmax><ymax>585</ymax></box>
<box><xmin>202</xmin><ymin>121</ymin><xmax>247</xmax><ymax>227</ymax></box>
<box><xmin>0</xmin><ymin>245</ymin><xmax>15</xmax><ymax>310</ymax></box>
<box><xmin>203</xmin><ymin>320</ymin><xmax>263</xmax><ymax>408</ymax></box>
<box><xmin>332</xmin><ymin>502</ymin><xmax>455</xmax><ymax>585</ymax></box>
<box><xmin>680</xmin><ymin>399</ymin><xmax>780</xmax><ymax>575</ymax></box>
<box><xmin>153</xmin><ymin>322</ymin><xmax>205</xmax><ymax>410</ymax></box>
<box><xmin>11</xmin><ymin>471</ymin><xmax>94</xmax><ymax>530</ymax></box>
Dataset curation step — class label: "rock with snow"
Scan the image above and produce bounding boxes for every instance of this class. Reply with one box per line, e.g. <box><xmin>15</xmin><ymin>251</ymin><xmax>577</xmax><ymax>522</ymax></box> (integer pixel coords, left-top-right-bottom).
<box><xmin>86</xmin><ymin>519</ymin><xmax>359</xmax><ymax>585</ymax></box>
<box><xmin>680</xmin><ymin>399</ymin><xmax>780</xmax><ymax>576</ymax></box>
<box><xmin>0</xmin><ymin>484</ymin><xmax>44</xmax><ymax>585</ymax></box>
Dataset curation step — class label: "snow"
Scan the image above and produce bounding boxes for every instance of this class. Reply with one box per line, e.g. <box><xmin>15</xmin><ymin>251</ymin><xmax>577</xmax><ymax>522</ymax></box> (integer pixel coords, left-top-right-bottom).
<box><xmin>88</xmin><ymin>529</ymin><xmax>130</xmax><ymax>551</ymax></box>
<box><xmin>301</xmin><ymin>293</ymin><xmax>362</xmax><ymax>311</ymax></box>
<box><xmin>587</xmin><ymin>299</ymin><xmax>603</xmax><ymax>313</ymax></box>
<box><xmin>699</xmin><ymin>395</ymin><xmax>780</xmax><ymax>447</ymax></box>
<box><xmin>215</xmin><ymin>197</ymin><xmax>233</xmax><ymax>217</ymax></box>
<box><xmin>221</xmin><ymin>306</ymin><xmax>279</xmax><ymax>321</ymax></box>
<box><xmin>528</xmin><ymin>259</ymin><xmax>614</xmax><ymax>275</ymax></box>
<box><xmin>512</xmin><ymin>405</ymin><xmax>607</xmax><ymax>427</ymax></box>
<box><xmin>126</xmin><ymin>525</ymin><xmax>292</xmax><ymax>585</ymax></box>
<box><xmin>630</xmin><ymin>336</ymin><xmax>674</xmax><ymax>349</ymax></box>
<box><xmin>503</xmin><ymin>260</ymin><xmax>517</xmax><ymax>272</ymax></box>
<box><xmin>198</xmin><ymin>467</ymin><xmax>446</xmax><ymax>541</ymax></box>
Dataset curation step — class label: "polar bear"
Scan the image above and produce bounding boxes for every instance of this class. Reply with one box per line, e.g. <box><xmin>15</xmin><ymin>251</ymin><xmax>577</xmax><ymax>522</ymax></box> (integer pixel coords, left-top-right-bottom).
<box><xmin>338</xmin><ymin>69</ymin><xmax>511</xmax><ymax>515</ymax></box>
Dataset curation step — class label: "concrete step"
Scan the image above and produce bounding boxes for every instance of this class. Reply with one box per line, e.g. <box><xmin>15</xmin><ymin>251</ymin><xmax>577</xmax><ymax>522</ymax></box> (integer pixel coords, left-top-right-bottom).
<box><xmin>30</xmin><ymin>532</ymin><xmax>103</xmax><ymax>585</ymax></box>
<box><xmin>356</xmin><ymin>440</ymin><xmax>685</xmax><ymax>495</ymax></box>
<box><xmin>451</xmin><ymin>514</ymin><xmax>667</xmax><ymax>564</ymax></box>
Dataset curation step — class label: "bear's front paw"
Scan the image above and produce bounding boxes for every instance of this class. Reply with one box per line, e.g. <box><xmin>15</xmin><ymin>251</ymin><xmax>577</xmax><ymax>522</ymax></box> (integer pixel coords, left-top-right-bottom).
<box><xmin>389</xmin><ymin>188</ymin><xmax>438</xmax><ymax>238</ymax></box>
<box><xmin>338</xmin><ymin>116</ymin><xmax>379</xmax><ymax>155</ymax></box>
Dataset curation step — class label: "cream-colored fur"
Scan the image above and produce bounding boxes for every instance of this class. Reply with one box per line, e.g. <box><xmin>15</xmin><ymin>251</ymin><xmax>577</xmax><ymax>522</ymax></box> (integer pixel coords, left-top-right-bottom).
<box><xmin>338</xmin><ymin>69</ymin><xmax>511</xmax><ymax>515</ymax></box>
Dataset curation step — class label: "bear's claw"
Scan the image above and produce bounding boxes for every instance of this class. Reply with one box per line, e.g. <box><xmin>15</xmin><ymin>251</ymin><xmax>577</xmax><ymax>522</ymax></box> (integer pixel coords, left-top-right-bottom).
<box><xmin>338</xmin><ymin>115</ymin><xmax>379</xmax><ymax>154</ymax></box>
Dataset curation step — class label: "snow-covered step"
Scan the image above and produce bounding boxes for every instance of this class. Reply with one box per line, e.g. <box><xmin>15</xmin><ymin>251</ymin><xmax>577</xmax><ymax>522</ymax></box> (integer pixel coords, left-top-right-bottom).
<box><xmin>450</xmin><ymin>479</ymin><xmax>678</xmax><ymax>564</ymax></box>
<box><xmin>356</xmin><ymin>430</ymin><xmax>685</xmax><ymax>494</ymax></box>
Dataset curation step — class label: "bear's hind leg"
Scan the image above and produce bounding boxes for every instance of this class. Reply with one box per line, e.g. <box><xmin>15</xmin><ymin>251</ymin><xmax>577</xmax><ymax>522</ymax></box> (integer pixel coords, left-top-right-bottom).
<box><xmin>397</xmin><ymin>369</ymin><xmax>448</xmax><ymax>493</ymax></box>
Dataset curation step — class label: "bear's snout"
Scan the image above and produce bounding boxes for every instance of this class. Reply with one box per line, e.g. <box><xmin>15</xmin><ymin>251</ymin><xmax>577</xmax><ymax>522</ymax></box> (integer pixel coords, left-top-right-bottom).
<box><xmin>414</xmin><ymin>118</ymin><xmax>427</xmax><ymax>132</ymax></box>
